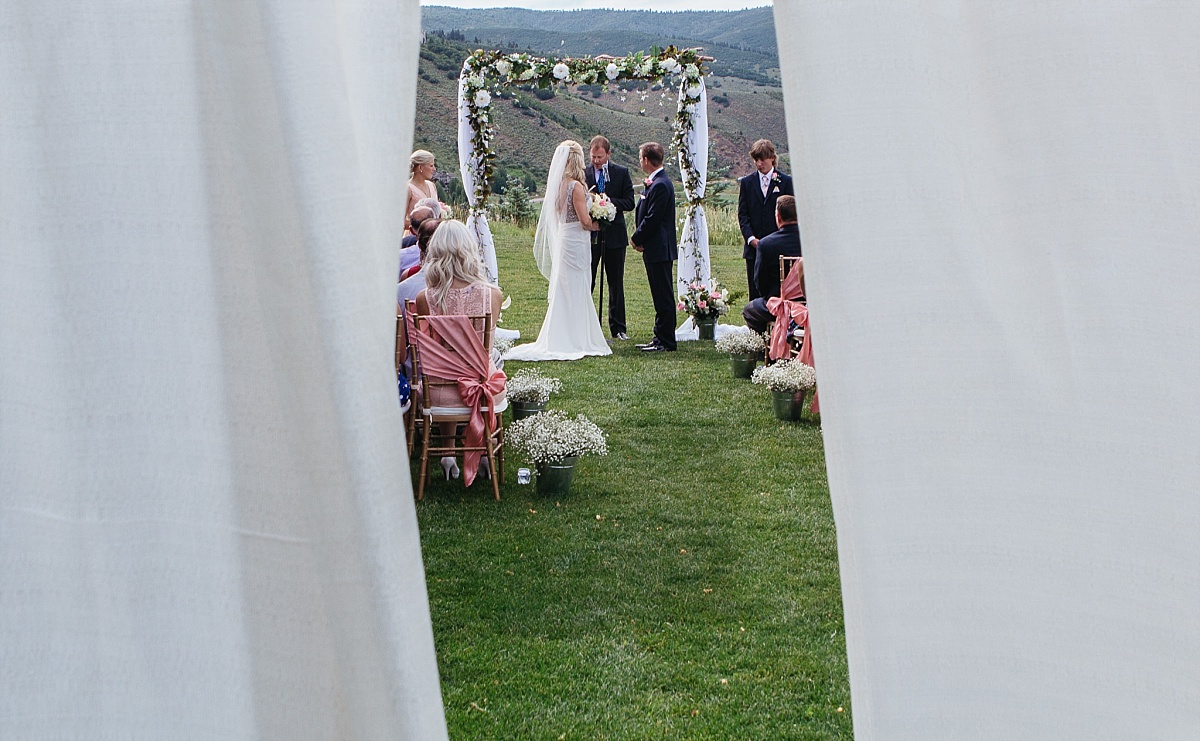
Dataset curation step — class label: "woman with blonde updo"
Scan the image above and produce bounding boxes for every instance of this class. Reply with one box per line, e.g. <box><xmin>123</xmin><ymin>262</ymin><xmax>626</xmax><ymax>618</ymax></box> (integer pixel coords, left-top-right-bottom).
<box><xmin>404</xmin><ymin>150</ymin><xmax>439</xmax><ymax>230</ymax></box>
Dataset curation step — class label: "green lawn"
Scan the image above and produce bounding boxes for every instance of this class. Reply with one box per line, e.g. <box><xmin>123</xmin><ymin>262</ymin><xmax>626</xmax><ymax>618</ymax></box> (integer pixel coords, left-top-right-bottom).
<box><xmin>415</xmin><ymin>221</ymin><xmax>851</xmax><ymax>739</ymax></box>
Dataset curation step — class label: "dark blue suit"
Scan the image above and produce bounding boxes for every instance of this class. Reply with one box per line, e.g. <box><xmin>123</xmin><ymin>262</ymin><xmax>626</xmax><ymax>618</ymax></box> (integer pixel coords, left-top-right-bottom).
<box><xmin>632</xmin><ymin>169</ymin><xmax>678</xmax><ymax>349</ymax></box>
<box><xmin>737</xmin><ymin>170</ymin><xmax>794</xmax><ymax>300</ymax></box>
<box><xmin>743</xmin><ymin>222</ymin><xmax>802</xmax><ymax>334</ymax></box>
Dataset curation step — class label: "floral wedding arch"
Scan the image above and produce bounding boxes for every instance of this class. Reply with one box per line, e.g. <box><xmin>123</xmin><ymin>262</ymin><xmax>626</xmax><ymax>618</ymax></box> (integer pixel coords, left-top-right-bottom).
<box><xmin>457</xmin><ymin>46</ymin><xmax>712</xmax><ymax>298</ymax></box>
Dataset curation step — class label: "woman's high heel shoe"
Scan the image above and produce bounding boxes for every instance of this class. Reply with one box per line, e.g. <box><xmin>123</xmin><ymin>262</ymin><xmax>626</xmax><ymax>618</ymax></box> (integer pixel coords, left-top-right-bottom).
<box><xmin>440</xmin><ymin>456</ymin><xmax>460</xmax><ymax>480</ymax></box>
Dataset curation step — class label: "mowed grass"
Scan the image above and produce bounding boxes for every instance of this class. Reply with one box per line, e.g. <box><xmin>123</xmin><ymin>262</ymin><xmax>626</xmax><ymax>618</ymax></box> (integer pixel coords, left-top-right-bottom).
<box><xmin>415</xmin><ymin>221</ymin><xmax>851</xmax><ymax>739</ymax></box>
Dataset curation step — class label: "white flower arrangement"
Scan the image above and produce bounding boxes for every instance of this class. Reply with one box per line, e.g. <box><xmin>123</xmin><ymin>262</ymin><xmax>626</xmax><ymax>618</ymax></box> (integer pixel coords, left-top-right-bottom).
<box><xmin>473</xmin><ymin>89</ymin><xmax>491</xmax><ymax>107</ymax></box>
<box><xmin>492</xmin><ymin>335</ymin><xmax>514</xmax><ymax>356</ymax></box>
<box><xmin>659</xmin><ymin>57</ymin><xmax>680</xmax><ymax>74</ymax></box>
<box><xmin>588</xmin><ymin>192</ymin><xmax>617</xmax><ymax>224</ymax></box>
<box><xmin>751</xmin><ymin>359</ymin><xmax>817</xmax><ymax>393</ymax></box>
<box><xmin>507</xmin><ymin>410</ymin><xmax>608</xmax><ymax>465</ymax></box>
<box><xmin>505</xmin><ymin>367</ymin><xmax>563</xmax><ymax>404</ymax></box>
<box><xmin>605</xmin><ymin>62</ymin><xmax>619</xmax><ymax>80</ymax></box>
<box><xmin>494</xmin><ymin>58</ymin><xmax>512</xmax><ymax>77</ymax></box>
<box><xmin>715</xmin><ymin>330</ymin><xmax>768</xmax><ymax>355</ymax></box>
<box><xmin>552</xmin><ymin>62</ymin><xmax>570</xmax><ymax>80</ymax></box>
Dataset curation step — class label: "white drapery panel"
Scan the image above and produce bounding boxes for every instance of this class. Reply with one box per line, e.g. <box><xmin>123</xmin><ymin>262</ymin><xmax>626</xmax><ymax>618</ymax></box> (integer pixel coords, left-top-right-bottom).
<box><xmin>456</xmin><ymin>74</ymin><xmax>500</xmax><ymax>283</ymax></box>
<box><xmin>676</xmin><ymin>77</ymin><xmax>710</xmax><ymax>293</ymax></box>
<box><xmin>774</xmin><ymin>2</ymin><xmax>1200</xmax><ymax>738</ymax></box>
<box><xmin>0</xmin><ymin>2</ymin><xmax>447</xmax><ymax>739</ymax></box>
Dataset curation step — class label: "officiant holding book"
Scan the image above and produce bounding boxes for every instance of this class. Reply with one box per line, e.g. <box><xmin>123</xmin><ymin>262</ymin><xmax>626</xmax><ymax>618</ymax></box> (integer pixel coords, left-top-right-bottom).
<box><xmin>586</xmin><ymin>135</ymin><xmax>635</xmax><ymax>341</ymax></box>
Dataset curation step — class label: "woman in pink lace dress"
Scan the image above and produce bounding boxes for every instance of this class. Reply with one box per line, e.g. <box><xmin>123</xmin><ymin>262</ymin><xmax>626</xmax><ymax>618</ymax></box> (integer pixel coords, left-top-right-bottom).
<box><xmin>414</xmin><ymin>220</ymin><xmax>503</xmax><ymax>480</ymax></box>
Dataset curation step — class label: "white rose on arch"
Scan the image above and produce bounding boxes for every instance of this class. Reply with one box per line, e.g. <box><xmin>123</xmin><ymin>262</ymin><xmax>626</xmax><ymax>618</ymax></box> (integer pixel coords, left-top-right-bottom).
<box><xmin>685</xmin><ymin>103</ymin><xmax>696</xmax><ymax>114</ymax></box>
<box><xmin>605</xmin><ymin>63</ymin><xmax>619</xmax><ymax>80</ymax></box>
<box><xmin>494</xmin><ymin>59</ymin><xmax>512</xmax><ymax>77</ymax></box>
<box><xmin>552</xmin><ymin>62</ymin><xmax>570</xmax><ymax>80</ymax></box>
<box><xmin>474</xmin><ymin>89</ymin><xmax>492</xmax><ymax>107</ymax></box>
<box><xmin>687</xmin><ymin>84</ymin><xmax>702</xmax><ymax>98</ymax></box>
<box><xmin>684</xmin><ymin>63</ymin><xmax>700</xmax><ymax>80</ymax></box>
<box><xmin>519</xmin><ymin>68</ymin><xmax>536</xmax><ymax>81</ymax></box>
<box><xmin>660</xmin><ymin>57</ymin><xmax>679</xmax><ymax>74</ymax></box>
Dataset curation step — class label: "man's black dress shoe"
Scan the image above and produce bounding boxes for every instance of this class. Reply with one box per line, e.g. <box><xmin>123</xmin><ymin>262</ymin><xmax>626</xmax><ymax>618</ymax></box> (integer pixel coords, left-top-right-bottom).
<box><xmin>641</xmin><ymin>343</ymin><xmax>674</xmax><ymax>353</ymax></box>
<box><xmin>634</xmin><ymin>339</ymin><xmax>657</xmax><ymax>349</ymax></box>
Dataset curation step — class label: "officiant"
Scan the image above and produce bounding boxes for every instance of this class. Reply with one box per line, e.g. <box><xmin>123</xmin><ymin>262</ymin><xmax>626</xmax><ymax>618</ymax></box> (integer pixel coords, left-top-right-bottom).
<box><xmin>586</xmin><ymin>135</ymin><xmax>635</xmax><ymax>341</ymax></box>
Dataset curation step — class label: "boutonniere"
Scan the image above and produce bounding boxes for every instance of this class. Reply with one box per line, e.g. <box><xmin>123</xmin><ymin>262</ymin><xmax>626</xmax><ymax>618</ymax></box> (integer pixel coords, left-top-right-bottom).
<box><xmin>643</xmin><ymin>177</ymin><xmax>654</xmax><ymax>187</ymax></box>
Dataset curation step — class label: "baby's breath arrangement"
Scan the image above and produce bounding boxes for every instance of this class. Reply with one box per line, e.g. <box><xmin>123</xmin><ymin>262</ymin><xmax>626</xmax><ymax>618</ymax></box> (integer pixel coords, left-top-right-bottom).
<box><xmin>715</xmin><ymin>330</ymin><xmax>768</xmax><ymax>355</ymax></box>
<box><xmin>506</xmin><ymin>410</ymin><xmax>608</xmax><ymax>465</ymax></box>
<box><xmin>492</xmin><ymin>335</ymin><xmax>514</xmax><ymax>355</ymax></box>
<box><xmin>751</xmin><ymin>359</ymin><xmax>817</xmax><ymax>393</ymax></box>
<box><xmin>505</xmin><ymin>367</ymin><xmax>563</xmax><ymax>404</ymax></box>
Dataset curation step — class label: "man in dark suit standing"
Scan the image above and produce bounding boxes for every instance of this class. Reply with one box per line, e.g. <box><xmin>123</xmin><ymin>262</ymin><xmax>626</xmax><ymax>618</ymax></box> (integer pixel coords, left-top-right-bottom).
<box><xmin>737</xmin><ymin>138</ymin><xmax>794</xmax><ymax>302</ymax></box>
<box><xmin>742</xmin><ymin>195</ymin><xmax>803</xmax><ymax>334</ymax></box>
<box><xmin>585</xmin><ymin>135</ymin><xmax>635</xmax><ymax>340</ymax></box>
<box><xmin>630</xmin><ymin>142</ymin><xmax>678</xmax><ymax>353</ymax></box>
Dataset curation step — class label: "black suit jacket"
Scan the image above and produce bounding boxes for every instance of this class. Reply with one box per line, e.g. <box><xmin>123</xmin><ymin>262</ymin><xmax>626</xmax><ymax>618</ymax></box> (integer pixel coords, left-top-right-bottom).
<box><xmin>753</xmin><ymin>223</ymin><xmax>802</xmax><ymax>299</ymax></box>
<box><xmin>738</xmin><ymin>170</ymin><xmax>795</xmax><ymax>259</ymax></box>
<box><xmin>585</xmin><ymin>162</ymin><xmax>635</xmax><ymax>250</ymax></box>
<box><xmin>632</xmin><ymin>170</ymin><xmax>677</xmax><ymax>264</ymax></box>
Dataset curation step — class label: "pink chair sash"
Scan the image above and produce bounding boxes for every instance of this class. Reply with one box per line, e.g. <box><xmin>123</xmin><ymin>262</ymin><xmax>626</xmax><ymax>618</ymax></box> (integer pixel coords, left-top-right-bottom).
<box><xmin>765</xmin><ymin>260</ymin><xmax>819</xmax><ymax>413</ymax></box>
<box><xmin>413</xmin><ymin>315</ymin><xmax>506</xmax><ymax>486</ymax></box>
<box><xmin>766</xmin><ymin>261</ymin><xmax>807</xmax><ymax>362</ymax></box>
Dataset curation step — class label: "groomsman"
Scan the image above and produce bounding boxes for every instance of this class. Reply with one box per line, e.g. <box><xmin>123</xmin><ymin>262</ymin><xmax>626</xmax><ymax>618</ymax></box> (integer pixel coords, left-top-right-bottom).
<box><xmin>737</xmin><ymin>139</ymin><xmax>794</xmax><ymax>301</ymax></box>
<box><xmin>585</xmin><ymin>135</ymin><xmax>635</xmax><ymax>340</ymax></box>
<box><xmin>631</xmin><ymin>142</ymin><xmax>678</xmax><ymax>353</ymax></box>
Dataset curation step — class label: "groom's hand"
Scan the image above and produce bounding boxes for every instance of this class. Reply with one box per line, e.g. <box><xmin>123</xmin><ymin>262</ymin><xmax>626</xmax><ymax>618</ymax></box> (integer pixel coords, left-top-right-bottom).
<box><xmin>633</xmin><ymin>243</ymin><xmax>644</xmax><ymax>253</ymax></box>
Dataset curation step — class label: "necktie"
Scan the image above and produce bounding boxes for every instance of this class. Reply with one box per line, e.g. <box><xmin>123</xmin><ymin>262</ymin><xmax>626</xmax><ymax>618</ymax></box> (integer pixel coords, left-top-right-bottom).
<box><xmin>761</xmin><ymin>173</ymin><xmax>769</xmax><ymax>197</ymax></box>
<box><xmin>597</xmin><ymin>166</ymin><xmax>606</xmax><ymax>193</ymax></box>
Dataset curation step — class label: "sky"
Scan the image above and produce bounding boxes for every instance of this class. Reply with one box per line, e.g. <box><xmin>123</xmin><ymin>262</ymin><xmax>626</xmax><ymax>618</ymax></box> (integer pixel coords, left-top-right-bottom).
<box><xmin>423</xmin><ymin>1</ymin><xmax>769</xmax><ymax>10</ymax></box>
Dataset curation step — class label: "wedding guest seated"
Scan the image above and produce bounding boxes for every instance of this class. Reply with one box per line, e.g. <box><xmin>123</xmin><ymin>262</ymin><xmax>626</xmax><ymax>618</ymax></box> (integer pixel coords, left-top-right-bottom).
<box><xmin>399</xmin><ymin>203</ymin><xmax>437</xmax><ymax>277</ymax></box>
<box><xmin>413</xmin><ymin>220</ymin><xmax>505</xmax><ymax>480</ymax></box>
<box><xmin>397</xmin><ymin>218</ymin><xmax>441</xmax><ymax>310</ymax></box>
<box><xmin>743</xmin><ymin>195</ymin><xmax>802</xmax><ymax>334</ymax></box>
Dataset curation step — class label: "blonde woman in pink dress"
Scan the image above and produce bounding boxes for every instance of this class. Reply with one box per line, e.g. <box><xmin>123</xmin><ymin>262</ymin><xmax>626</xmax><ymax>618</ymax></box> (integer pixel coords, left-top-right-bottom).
<box><xmin>404</xmin><ymin>149</ymin><xmax>439</xmax><ymax>232</ymax></box>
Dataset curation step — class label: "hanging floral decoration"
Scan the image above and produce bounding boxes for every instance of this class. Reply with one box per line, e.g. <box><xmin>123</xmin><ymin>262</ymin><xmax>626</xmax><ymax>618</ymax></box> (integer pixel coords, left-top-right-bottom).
<box><xmin>459</xmin><ymin>46</ymin><xmax>708</xmax><ymax>213</ymax></box>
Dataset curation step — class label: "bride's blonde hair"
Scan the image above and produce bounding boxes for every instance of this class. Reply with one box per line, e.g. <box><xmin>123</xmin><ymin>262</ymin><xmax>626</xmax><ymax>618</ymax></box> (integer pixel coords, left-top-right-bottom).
<box><xmin>424</xmin><ymin>220</ymin><xmax>487</xmax><ymax>311</ymax></box>
<box><xmin>561</xmin><ymin>140</ymin><xmax>586</xmax><ymax>191</ymax></box>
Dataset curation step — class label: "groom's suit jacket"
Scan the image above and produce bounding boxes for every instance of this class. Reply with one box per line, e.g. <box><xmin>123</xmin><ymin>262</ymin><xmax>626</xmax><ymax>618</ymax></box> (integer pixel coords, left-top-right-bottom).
<box><xmin>585</xmin><ymin>162</ymin><xmax>635</xmax><ymax>250</ymax></box>
<box><xmin>632</xmin><ymin>170</ymin><xmax>677</xmax><ymax>264</ymax></box>
<box><xmin>737</xmin><ymin>170</ymin><xmax>795</xmax><ymax>259</ymax></box>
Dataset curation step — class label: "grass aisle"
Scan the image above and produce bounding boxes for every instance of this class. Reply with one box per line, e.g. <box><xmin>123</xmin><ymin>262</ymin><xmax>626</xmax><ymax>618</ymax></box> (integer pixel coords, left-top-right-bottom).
<box><xmin>416</xmin><ymin>222</ymin><xmax>851</xmax><ymax>739</ymax></box>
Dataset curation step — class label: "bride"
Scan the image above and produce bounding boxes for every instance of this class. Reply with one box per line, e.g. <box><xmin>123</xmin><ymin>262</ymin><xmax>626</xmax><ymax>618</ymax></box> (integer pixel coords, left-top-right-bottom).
<box><xmin>504</xmin><ymin>141</ymin><xmax>613</xmax><ymax>362</ymax></box>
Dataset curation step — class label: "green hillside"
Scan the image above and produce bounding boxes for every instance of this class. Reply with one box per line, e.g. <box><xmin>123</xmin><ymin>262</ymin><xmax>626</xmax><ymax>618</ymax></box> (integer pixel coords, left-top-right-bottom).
<box><xmin>421</xmin><ymin>6</ymin><xmax>777</xmax><ymax>53</ymax></box>
<box><xmin>414</xmin><ymin>30</ymin><xmax>788</xmax><ymax>205</ymax></box>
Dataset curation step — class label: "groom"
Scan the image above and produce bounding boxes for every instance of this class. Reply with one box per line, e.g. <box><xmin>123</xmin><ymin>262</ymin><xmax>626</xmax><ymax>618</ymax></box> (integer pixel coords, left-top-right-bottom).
<box><xmin>630</xmin><ymin>142</ymin><xmax>678</xmax><ymax>353</ymax></box>
<box><xmin>585</xmin><ymin>135</ymin><xmax>635</xmax><ymax>340</ymax></box>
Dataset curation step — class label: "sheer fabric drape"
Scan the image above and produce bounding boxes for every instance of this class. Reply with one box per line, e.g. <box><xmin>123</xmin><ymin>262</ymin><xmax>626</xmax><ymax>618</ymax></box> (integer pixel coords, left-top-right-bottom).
<box><xmin>0</xmin><ymin>2</ymin><xmax>447</xmax><ymax>738</ymax></box>
<box><xmin>774</xmin><ymin>3</ymin><xmax>1200</xmax><ymax>738</ymax></box>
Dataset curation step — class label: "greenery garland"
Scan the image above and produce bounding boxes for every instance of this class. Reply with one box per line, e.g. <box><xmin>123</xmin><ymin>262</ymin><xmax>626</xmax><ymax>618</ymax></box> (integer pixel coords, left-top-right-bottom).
<box><xmin>459</xmin><ymin>46</ymin><xmax>708</xmax><ymax>214</ymax></box>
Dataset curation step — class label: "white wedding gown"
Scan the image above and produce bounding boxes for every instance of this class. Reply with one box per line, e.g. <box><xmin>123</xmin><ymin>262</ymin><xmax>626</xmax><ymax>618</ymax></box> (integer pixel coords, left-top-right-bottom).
<box><xmin>504</xmin><ymin>181</ymin><xmax>612</xmax><ymax>362</ymax></box>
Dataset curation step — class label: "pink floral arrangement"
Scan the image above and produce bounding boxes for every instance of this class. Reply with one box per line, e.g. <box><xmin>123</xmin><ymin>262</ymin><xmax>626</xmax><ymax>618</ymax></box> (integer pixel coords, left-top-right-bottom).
<box><xmin>677</xmin><ymin>280</ymin><xmax>733</xmax><ymax>320</ymax></box>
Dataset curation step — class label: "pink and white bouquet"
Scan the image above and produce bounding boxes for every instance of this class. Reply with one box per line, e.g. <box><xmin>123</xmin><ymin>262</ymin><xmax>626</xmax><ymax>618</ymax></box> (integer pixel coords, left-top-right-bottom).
<box><xmin>677</xmin><ymin>280</ymin><xmax>733</xmax><ymax>319</ymax></box>
<box><xmin>588</xmin><ymin>192</ymin><xmax>617</xmax><ymax>225</ymax></box>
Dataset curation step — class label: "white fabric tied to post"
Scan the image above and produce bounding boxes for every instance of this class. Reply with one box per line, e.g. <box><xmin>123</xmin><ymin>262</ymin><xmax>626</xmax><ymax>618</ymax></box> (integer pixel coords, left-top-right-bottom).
<box><xmin>673</xmin><ymin>77</ymin><xmax>734</xmax><ymax>342</ymax></box>
<box><xmin>457</xmin><ymin>71</ymin><xmax>500</xmax><ymax>284</ymax></box>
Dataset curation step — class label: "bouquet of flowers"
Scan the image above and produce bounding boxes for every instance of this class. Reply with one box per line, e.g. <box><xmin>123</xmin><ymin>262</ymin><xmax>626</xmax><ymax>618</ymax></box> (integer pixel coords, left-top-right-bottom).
<box><xmin>505</xmin><ymin>367</ymin><xmax>563</xmax><ymax>404</ymax></box>
<box><xmin>751</xmin><ymin>359</ymin><xmax>817</xmax><ymax>393</ymax></box>
<box><xmin>438</xmin><ymin>202</ymin><xmax>453</xmax><ymax>219</ymax></box>
<box><xmin>677</xmin><ymin>280</ymin><xmax>733</xmax><ymax>319</ymax></box>
<box><xmin>588</xmin><ymin>192</ymin><xmax>617</xmax><ymax>226</ymax></box>
<box><xmin>715</xmin><ymin>330</ymin><xmax>769</xmax><ymax>356</ymax></box>
<box><xmin>506</xmin><ymin>410</ymin><xmax>608</xmax><ymax>465</ymax></box>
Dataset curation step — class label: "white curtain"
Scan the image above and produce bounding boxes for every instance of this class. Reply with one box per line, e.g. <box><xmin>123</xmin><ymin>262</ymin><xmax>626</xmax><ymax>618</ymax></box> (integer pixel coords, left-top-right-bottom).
<box><xmin>457</xmin><ymin>73</ymin><xmax>500</xmax><ymax>283</ymax></box>
<box><xmin>774</xmin><ymin>2</ymin><xmax>1200</xmax><ymax>738</ymax></box>
<box><xmin>0</xmin><ymin>2</ymin><xmax>447</xmax><ymax>739</ymax></box>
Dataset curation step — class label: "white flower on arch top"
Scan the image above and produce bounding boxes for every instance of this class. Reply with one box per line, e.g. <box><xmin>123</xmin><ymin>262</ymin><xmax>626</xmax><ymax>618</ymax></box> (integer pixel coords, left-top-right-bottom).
<box><xmin>456</xmin><ymin>46</ymin><xmax>712</xmax><ymax>287</ymax></box>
